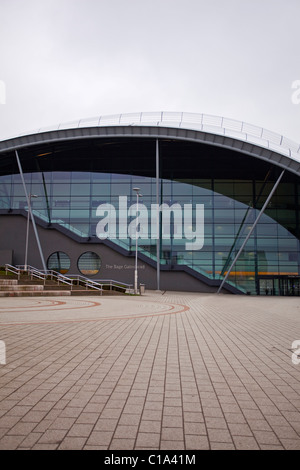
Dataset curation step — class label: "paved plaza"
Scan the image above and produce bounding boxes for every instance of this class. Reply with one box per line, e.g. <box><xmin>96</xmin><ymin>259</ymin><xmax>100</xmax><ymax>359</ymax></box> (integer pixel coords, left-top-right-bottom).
<box><xmin>0</xmin><ymin>290</ymin><xmax>300</xmax><ymax>450</ymax></box>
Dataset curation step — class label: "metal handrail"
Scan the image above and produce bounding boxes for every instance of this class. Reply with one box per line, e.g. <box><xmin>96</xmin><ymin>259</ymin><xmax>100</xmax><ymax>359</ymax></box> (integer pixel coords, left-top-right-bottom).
<box><xmin>5</xmin><ymin>264</ymin><xmax>21</xmax><ymax>280</ymax></box>
<box><xmin>22</xmin><ymin>266</ymin><xmax>45</xmax><ymax>281</ymax></box>
<box><xmin>85</xmin><ymin>279</ymin><xmax>103</xmax><ymax>291</ymax></box>
<box><xmin>68</xmin><ymin>274</ymin><xmax>132</xmax><ymax>292</ymax></box>
<box><xmin>17</xmin><ymin>265</ymin><xmax>72</xmax><ymax>286</ymax></box>
<box><xmin>94</xmin><ymin>279</ymin><xmax>133</xmax><ymax>287</ymax></box>
<box><xmin>5</xmin><ymin>264</ymin><xmax>133</xmax><ymax>294</ymax></box>
<box><xmin>66</xmin><ymin>274</ymin><xmax>102</xmax><ymax>290</ymax></box>
<box><xmin>67</xmin><ymin>274</ymin><xmax>93</xmax><ymax>284</ymax></box>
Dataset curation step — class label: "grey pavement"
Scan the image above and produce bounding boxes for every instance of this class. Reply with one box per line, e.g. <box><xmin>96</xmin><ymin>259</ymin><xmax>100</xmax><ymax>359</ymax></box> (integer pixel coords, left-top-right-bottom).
<box><xmin>0</xmin><ymin>291</ymin><xmax>300</xmax><ymax>450</ymax></box>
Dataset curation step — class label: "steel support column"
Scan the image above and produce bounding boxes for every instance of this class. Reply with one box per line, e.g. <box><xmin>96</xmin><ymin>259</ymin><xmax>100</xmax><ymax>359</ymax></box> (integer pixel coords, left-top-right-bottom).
<box><xmin>15</xmin><ymin>150</ymin><xmax>47</xmax><ymax>271</ymax></box>
<box><xmin>156</xmin><ymin>139</ymin><xmax>160</xmax><ymax>291</ymax></box>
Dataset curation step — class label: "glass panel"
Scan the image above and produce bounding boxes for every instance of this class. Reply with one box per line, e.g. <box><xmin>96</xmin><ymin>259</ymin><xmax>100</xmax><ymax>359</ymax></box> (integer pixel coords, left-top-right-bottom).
<box><xmin>78</xmin><ymin>252</ymin><xmax>101</xmax><ymax>276</ymax></box>
<box><xmin>47</xmin><ymin>251</ymin><xmax>70</xmax><ymax>274</ymax></box>
<box><xmin>71</xmin><ymin>184</ymin><xmax>90</xmax><ymax>196</ymax></box>
<box><xmin>53</xmin><ymin>184</ymin><xmax>70</xmax><ymax>196</ymax></box>
<box><xmin>0</xmin><ymin>161</ymin><xmax>299</xmax><ymax>296</ymax></box>
<box><xmin>0</xmin><ymin>175</ymin><xmax>12</xmax><ymax>209</ymax></box>
<box><xmin>52</xmin><ymin>172</ymin><xmax>71</xmax><ymax>183</ymax></box>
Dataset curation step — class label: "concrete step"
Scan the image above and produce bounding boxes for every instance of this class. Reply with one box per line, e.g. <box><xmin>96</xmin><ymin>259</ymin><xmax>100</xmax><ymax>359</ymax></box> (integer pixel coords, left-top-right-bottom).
<box><xmin>43</xmin><ymin>285</ymin><xmax>72</xmax><ymax>291</ymax></box>
<box><xmin>0</xmin><ymin>275</ymin><xmax>18</xmax><ymax>280</ymax></box>
<box><xmin>0</xmin><ymin>291</ymin><xmax>71</xmax><ymax>297</ymax></box>
<box><xmin>0</xmin><ymin>286</ymin><xmax>126</xmax><ymax>296</ymax></box>
<box><xmin>70</xmin><ymin>289</ymin><xmax>125</xmax><ymax>296</ymax></box>
<box><xmin>0</xmin><ymin>272</ymin><xmax>126</xmax><ymax>296</ymax></box>
<box><xmin>70</xmin><ymin>290</ymin><xmax>103</xmax><ymax>296</ymax></box>
<box><xmin>0</xmin><ymin>285</ymin><xmax>44</xmax><ymax>291</ymax></box>
<box><xmin>0</xmin><ymin>279</ymin><xmax>18</xmax><ymax>285</ymax></box>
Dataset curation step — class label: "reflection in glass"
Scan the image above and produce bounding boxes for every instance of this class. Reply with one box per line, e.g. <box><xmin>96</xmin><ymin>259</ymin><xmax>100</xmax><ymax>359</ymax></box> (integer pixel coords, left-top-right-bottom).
<box><xmin>1</xmin><ymin>167</ymin><xmax>299</xmax><ymax>294</ymax></box>
<box><xmin>47</xmin><ymin>251</ymin><xmax>70</xmax><ymax>274</ymax></box>
<box><xmin>78</xmin><ymin>252</ymin><xmax>101</xmax><ymax>276</ymax></box>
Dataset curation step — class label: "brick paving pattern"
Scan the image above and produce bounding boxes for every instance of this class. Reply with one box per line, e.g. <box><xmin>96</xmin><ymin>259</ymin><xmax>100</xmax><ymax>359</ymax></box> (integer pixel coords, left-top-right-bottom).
<box><xmin>0</xmin><ymin>292</ymin><xmax>299</xmax><ymax>450</ymax></box>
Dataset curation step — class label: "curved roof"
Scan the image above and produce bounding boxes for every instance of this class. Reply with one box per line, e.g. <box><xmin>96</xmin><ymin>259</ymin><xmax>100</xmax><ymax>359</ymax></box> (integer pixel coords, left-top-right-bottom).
<box><xmin>1</xmin><ymin>111</ymin><xmax>300</xmax><ymax>176</ymax></box>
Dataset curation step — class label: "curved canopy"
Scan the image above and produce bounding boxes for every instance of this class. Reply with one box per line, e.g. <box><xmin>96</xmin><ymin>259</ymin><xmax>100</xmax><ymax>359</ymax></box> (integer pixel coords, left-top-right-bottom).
<box><xmin>0</xmin><ymin>111</ymin><xmax>300</xmax><ymax>176</ymax></box>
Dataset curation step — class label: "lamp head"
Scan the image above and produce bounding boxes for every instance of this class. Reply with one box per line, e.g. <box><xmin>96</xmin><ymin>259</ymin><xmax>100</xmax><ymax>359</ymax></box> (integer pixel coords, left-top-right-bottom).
<box><xmin>133</xmin><ymin>187</ymin><xmax>142</xmax><ymax>197</ymax></box>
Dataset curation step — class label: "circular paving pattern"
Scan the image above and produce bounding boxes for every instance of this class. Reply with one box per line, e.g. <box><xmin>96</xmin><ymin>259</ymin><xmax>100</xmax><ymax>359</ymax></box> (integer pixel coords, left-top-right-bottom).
<box><xmin>0</xmin><ymin>296</ymin><xmax>190</xmax><ymax>325</ymax></box>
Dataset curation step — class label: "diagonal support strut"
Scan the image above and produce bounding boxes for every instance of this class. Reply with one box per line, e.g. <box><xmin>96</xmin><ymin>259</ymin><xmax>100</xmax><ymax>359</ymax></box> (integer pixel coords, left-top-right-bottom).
<box><xmin>217</xmin><ymin>169</ymin><xmax>285</xmax><ymax>294</ymax></box>
<box><xmin>15</xmin><ymin>150</ymin><xmax>47</xmax><ymax>271</ymax></box>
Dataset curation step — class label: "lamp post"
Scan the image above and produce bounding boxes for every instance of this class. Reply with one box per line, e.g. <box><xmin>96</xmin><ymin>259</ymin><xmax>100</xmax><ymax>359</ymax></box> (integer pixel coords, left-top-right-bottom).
<box><xmin>133</xmin><ymin>187</ymin><xmax>142</xmax><ymax>294</ymax></box>
<box><xmin>24</xmin><ymin>194</ymin><xmax>38</xmax><ymax>271</ymax></box>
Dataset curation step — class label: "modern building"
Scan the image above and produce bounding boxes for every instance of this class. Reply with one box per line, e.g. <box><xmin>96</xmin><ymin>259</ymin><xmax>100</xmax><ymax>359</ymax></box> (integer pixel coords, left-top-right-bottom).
<box><xmin>0</xmin><ymin>111</ymin><xmax>299</xmax><ymax>295</ymax></box>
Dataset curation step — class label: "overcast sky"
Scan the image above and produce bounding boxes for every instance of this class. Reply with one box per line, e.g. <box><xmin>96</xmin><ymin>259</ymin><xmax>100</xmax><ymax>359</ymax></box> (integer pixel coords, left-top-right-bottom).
<box><xmin>0</xmin><ymin>0</ymin><xmax>299</xmax><ymax>143</ymax></box>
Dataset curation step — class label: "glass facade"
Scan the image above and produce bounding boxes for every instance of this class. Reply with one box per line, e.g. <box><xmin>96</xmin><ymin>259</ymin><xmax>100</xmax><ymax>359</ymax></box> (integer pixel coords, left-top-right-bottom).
<box><xmin>47</xmin><ymin>251</ymin><xmax>70</xmax><ymax>274</ymax></box>
<box><xmin>78</xmin><ymin>252</ymin><xmax>101</xmax><ymax>276</ymax></box>
<box><xmin>0</xmin><ymin>138</ymin><xmax>299</xmax><ymax>294</ymax></box>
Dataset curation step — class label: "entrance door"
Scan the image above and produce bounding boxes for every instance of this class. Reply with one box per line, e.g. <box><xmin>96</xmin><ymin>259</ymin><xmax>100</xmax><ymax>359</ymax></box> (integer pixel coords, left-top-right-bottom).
<box><xmin>259</xmin><ymin>276</ymin><xmax>300</xmax><ymax>296</ymax></box>
<box><xmin>259</xmin><ymin>278</ymin><xmax>275</xmax><ymax>295</ymax></box>
<box><xmin>279</xmin><ymin>277</ymin><xmax>300</xmax><ymax>296</ymax></box>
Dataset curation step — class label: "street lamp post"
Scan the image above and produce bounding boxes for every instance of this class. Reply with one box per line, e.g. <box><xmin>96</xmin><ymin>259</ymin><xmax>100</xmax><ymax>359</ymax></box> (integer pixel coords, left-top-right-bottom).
<box><xmin>133</xmin><ymin>188</ymin><xmax>142</xmax><ymax>294</ymax></box>
<box><xmin>24</xmin><ymin>194</ymin><xmax>38</xmax><ymax>271</ymax></box>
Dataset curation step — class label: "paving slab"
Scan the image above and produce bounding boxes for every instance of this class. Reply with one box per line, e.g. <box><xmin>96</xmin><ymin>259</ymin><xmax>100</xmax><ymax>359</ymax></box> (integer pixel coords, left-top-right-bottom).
<box><xmin>0</xmin><ymin>292</ymin><xmax>299</xmax><ymax>450</ymax></box>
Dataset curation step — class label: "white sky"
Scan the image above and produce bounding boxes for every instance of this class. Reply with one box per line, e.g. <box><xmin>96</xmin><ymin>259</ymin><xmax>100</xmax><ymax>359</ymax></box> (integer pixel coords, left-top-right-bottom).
<box><xmin>0</xmin><ymin>0</ymin><xmax>299</xmax><ymax>143</ymax></box>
